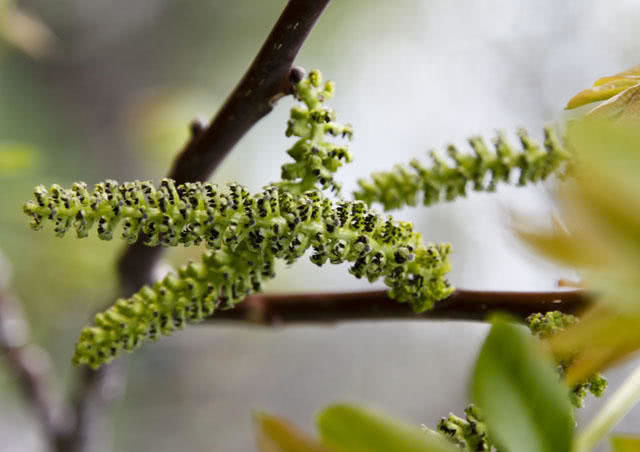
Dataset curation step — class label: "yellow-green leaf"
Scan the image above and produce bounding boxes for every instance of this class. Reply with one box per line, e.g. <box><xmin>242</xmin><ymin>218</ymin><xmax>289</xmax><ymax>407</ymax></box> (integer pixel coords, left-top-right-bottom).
<box><xmin>611</xmin><ymin>435</ymin><xmax>640</xmax><ymax>452</ymax></box>
<box><xmin>517</xmin><ymin>118</ymin><xmax>640</xmax><ymax>379</ymax></box>
<box><xmin>316</xmin><ymin>404</ymin><xmax>456</xmax><ymax>452</ymax></box>
<box><xmin>566</xmin><ymin>79</ymin><xmax>639</xmax><ymax>110</ymax></box>
<box><xmin>566</xmin><ymin>64</ymin><xmax>640</xmax><ymax>110</ymax></box>
<box><xmin>588</xmin><ymin>83</ymin><xmax>640</xmax><ymax>120</ymax></box>
<box><xmin>549</xmin><ymin>307</ymin><xmax>640</xmax><ymax>385</ymax></box>
<box><xmin>472</xmin><ymin>316</ymin><xmax>574</xmax><ymax>452</ymax></box>
<box><xmin>255</xmin><ymin>413</ymin><xmax>331</xmax><ymax>452</ymax></box>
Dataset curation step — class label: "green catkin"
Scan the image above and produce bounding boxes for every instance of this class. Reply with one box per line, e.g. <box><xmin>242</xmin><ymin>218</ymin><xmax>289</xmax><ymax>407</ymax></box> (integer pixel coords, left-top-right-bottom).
<box><xmin>24</xmin><ymin>180</ymin><xmax>453</xmax><ymax>368</ymax></box>
<box><xmin>436</xmin><ymin>405</ymin><xmax>491</xmax><ymax>452</ymax></box>
<box><xmin>354</xmin><ymin>127</ymin><xmax>571</xmax><ymax>211</ymax></box>
<box><xmin>526</xmin><ymin>311</ymin><xmax>608</xmax><ymax>408</ymax></box>
<box><xmin>24</xmin><ymin>70</ymin><xmax>455</xmax><ymax>368</ymax></box>
<box><xmin>278</xmin><ymin>69</ymin><xmax>353</xmax><ymax>195</ymax></box>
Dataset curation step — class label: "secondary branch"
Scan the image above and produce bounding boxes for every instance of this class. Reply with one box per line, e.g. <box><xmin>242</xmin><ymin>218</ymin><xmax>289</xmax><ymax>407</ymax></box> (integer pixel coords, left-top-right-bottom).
<box><xmin>210</xmin><ymin>288</ymin><xmax>591</xmax><ymax>325</ymax></box>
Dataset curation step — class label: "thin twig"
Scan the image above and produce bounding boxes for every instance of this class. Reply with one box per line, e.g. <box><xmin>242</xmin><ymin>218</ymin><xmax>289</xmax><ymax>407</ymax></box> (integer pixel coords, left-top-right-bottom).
<box><xmin>60</xmin><ymin>1</ymin><xmax>332</xmax><ymax>451</ymax></box>
<box><xmin>209</xmin><ymin>288</ymin><xmax>591</xmax><ymax>325</ymax></box>
<box><xmin>0</xmin><ymin>289</ymin><xmax>69</xmax><ymax>446</ymax></box>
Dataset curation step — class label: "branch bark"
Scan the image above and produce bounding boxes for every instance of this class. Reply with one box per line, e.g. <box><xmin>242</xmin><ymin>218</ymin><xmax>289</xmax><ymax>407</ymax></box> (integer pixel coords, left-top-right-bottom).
<box><xmin>210</xmin><ymin>288</ymin><xmax>591</xmax><ymax>325</ymax></box>
<box><xmin>117</xmin><ymin>0</ymin><xmax>329</xmax><ymax>294</ymax></box>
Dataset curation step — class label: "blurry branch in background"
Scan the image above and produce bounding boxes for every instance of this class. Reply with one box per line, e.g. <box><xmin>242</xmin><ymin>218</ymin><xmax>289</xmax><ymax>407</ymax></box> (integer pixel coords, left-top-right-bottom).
<box><xmin>0</xmin><ymin>252</ymin><xmax>70</xmax><ymax>447</ymax></box>
<box><xmin>60</xmin><ymin>1</ymin><xmax>332</xmax><ymax>452</ymax></box>
<box><xmin>0</xmin><ymin>0</ymin><xmax>55</xmax><ymax>58</ymax></box>
<box><xmin>210</xmin><ymin>289</ymin><xmax>590</xmax><ymax>326</ymax></box>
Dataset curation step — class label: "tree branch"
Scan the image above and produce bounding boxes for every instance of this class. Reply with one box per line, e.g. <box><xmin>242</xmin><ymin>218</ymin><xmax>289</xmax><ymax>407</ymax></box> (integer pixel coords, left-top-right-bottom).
<box><xmin>117</xmin><ymin>0</ymin><xmax>329</xmax><ymax>294</ymax></box>
<box><xmin>60</xmin><ymin>1</ymin><xmax>332</xmax><ymax>451</ymax></box>
<box><xmin>210</xmin><ymin>288</ymin><xmax>591</xmax><ymax>325</ymax></box>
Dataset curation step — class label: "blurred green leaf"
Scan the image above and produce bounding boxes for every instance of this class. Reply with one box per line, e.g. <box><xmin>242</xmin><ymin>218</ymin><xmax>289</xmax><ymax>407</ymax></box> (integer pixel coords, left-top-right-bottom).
<box><xmin>517</xmin><ymin>118</ymin><xmax>640</xmax><ymax>380</ymax></box>
<box><xmin>611</xmin><ymin>435</ymin><xmax>640</xmax><ymax>452</ymax></box>
<box><xmin>255</xmin><ymin>413</ymin><xmax>331</xmax><ymax>452</ymax></box>
<box><xmin>471</xmin><ymin>316</ymin><xmax>574</xmax><ymax>452</ymax></box>
<box><xmin>0</xmin><ymin>142</ymin><xmax>37</xmax><ymax>172</ymax></box>
<box><xmin>316</xmin><ymin>404</ymin><xmax>456</xmax><ymax>452</ymax></box>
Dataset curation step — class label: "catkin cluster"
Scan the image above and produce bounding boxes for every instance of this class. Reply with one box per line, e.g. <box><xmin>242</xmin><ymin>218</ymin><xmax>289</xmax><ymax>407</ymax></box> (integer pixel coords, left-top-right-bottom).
<box><xmin>354</xmin><ymin>127</ymin><xmax>571</xmax><ymax>211</ymax></box>
<box><xmin>526</xmin><ymin>311</ymin><xmax>607</xmax><ymax>408</ymax></box>
<box><xmin>437</xmin><ymin>405</ymin><xmax>491</xmax><ymax>452</ymax></box>
<box><xmin>24</xmin><ymin>180</ymin><xmax>453</xmax><ymax>367</ymax></box>
<box><xmin>279</xmin><ymin>69</ymin><xmax>353</xmax><ymax>194</ymax></box>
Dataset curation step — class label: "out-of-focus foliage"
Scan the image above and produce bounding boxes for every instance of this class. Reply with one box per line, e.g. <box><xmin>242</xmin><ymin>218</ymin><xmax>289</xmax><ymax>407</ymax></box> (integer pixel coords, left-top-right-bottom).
<box><xmin>471</xmin><ymin>316</ymin><xmax>574</xmax><ymax>452</ymax></box>
<box><xmin>518</xmin><ymin>117</ymin><xmax>640</xmax><ymax>383</ymax></box>
<box><xmin>574</xmin><ymin>365</ymin><xmax>640</xmax><ymax>452</ymax></box>
<box><xmin>0</xmin><ymin>142</ymin><xmax>37</xmax><ymax>173</ymax></box>
<box><xmin>434</xmin><ymin>312</ymin><xmax>606</xmax><ymax>452</ymax></box>
<box><xmin>565</xmin><ymin>65</ymin><xmax>640</xmax><ymax>114</ymax></box>
<box><xmin>0</xmin><ymin>0</ymin><xmax>54</xmax><ymax>58</ymax></box>
<box><xmin>256</xmin><ymin>404</ymin><xmax>457</xmax><ymax>452</ymax></box>
<box><xmin>610</xmin><ymin>435</ymin><xmax>640</xmax><ymax>452</ymax></box>
<box><xmin>255</xmin><ymin>413</ymin><xmax>332</xmax><ymax>452</ymax></box>
<box><xmin>526</xmin><ymin>311</ymin><xmax>607</xmax><ymax>408</ymax></box>
<box><xmin>316</xmin><ymin>404</ymin><xmax>457</xmax><ymax>452</ymax></box>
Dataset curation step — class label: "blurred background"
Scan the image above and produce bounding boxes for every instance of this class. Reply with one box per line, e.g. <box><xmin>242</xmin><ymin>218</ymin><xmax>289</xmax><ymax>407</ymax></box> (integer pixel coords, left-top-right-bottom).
<box><xmin>0</xmin><ymin>0</ymin><xmax>639</xmax><ymax>450</ymax></box>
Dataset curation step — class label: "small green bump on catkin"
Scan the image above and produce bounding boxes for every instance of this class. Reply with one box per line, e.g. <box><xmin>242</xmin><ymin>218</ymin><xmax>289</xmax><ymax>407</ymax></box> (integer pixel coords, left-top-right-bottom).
<box><xmin>26</xmin><ymin>179</ymin><xmax>454</xmax><ymax>368</ymax></box>
<box><xmin>279</xmin><ymin>69</ymin><xmax>354</xmax><ymax>195</ymax></box>
<box><xmin>526</xmin><ymin>311</ymin><xmax>608</xmax><ymax>408</ymax></box>
<box><xmin>436</xmin><ymin>404</ymin><xmax>491</xmax><ymax>452</ymax></box>
<box><xmin>527</xmin><ymin>310</ymin><xmax>578</xmax><ymax>339</ymax></box>
<box><xmin>354</xmin><ymin>127</ymin><xmax>572</xmax><ymax>211</ymax></box>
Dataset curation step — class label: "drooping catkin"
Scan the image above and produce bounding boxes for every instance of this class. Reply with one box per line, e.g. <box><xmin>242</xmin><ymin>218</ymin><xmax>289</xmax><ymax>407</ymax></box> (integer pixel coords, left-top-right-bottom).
<box><xmin>355</xmin><ymin>127</ymin><xmax>571</xmax><ymax>211</ymax></box>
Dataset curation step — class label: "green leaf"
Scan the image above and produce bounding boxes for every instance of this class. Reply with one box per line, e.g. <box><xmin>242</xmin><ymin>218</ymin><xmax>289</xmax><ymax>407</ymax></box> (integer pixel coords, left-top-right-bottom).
<box><xmin>566</xmin><ymin>78</ymin><xmax>639</xmax><ymax>110</ymax></box>
<box><xmin>316</xmin><ymin>404</ymin><xmax>457</xmax><ymax>452</ymax></box>
<box><xmin>471</xmin><ymin>316</ymin><xmax>574</xmax><ymax>452</ymax></box>
<box><xmin>255</xmin><ymin>413</ymin><xmax>331</xmax><ymax>452</ymax></box>
<box><xmin>611</xmin><ymin>435</ymin><xmax>640</xmax><ymax>452</ymax></box>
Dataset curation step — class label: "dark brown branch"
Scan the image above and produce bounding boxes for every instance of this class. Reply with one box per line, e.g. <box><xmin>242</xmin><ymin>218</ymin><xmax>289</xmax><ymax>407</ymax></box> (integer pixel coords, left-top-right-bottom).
<box><xmin>117</xmin><ymin>0</ymin><xmax>330</xmax><ymax>294</ymax></box>
<box><xmin>60</xmin><ymin>2</ymin><xmax>332</xmax><ymax>452</ymax></box>
<box><xmin>166</xmin><ymin>2</ymin><xmax>326</xmax><ymax>185</ymax></box>
<box><xmin>210</xmin><ymin>288</ymin><xmax>591</xmax><ymax>325</ymax></box>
